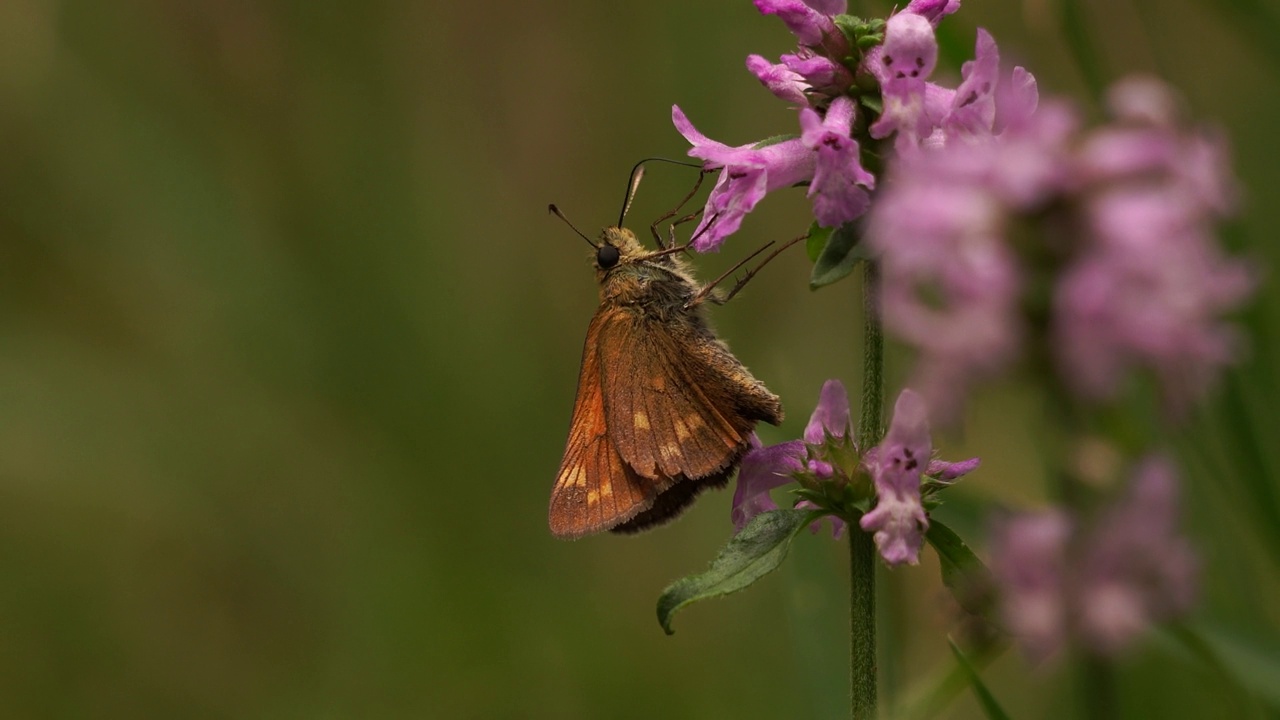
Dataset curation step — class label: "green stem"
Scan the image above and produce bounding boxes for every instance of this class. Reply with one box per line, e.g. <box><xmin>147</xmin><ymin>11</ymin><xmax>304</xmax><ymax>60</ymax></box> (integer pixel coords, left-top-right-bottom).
<box><xmin>858</xmin><ymin>261</ymin><xmax>884</xmax><ymax>449</ymax></box>
<box><xmin>849</xmin><ymin>524</ymin><xmax>877</xmax><ymax>720</ymax></box>
<box><xmin>851</xmin><ymin>259</ymin><xmax>883</xmax><ymax>720</ymax></box>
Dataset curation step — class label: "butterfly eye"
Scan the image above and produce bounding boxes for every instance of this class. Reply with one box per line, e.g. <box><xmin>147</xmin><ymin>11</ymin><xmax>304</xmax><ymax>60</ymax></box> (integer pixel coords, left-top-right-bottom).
<box><xmin>596</xmin><ymin>244</ymin><xmax>620</xmax><ymax>269</ymax></box>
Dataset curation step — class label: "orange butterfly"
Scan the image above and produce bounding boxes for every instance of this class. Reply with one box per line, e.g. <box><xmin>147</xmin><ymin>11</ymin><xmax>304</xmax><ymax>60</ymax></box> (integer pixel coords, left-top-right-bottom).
<box><xmin>548</xmin><ymin>173</ymin><xmax>791</xmax><ymax>538</ymax></box>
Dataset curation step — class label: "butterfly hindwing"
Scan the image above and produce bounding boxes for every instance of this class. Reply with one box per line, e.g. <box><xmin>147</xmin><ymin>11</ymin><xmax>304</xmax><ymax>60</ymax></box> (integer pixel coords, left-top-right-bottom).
<box><xmin>598</xmin><ymin>307</ymin><xmax>782</xmax><ymax>482</ymax></box>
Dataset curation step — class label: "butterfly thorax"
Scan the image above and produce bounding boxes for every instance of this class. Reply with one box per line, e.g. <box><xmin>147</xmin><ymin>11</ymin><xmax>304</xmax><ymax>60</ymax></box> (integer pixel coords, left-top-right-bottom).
<box><xmin>594</xmin><ymin>227</ymin><xmax>700</xmax><ymax>317</ymax></box>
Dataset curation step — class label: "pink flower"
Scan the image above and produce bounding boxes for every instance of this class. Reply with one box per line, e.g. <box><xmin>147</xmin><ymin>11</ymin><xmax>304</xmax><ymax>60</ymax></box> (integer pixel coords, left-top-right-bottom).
<box><xmin>754</xmin><ymin>0</ymin><xmax>840</xmax><ymax>48</ymax></box>
<box><xmin>672</xmin><ymin>105</ymin><xmax>816</xmax><ymax>251</ymax></box>
<box><xmin>800</xmin><ymin>96</ymin><xmax>876</xmax><ymax>228</ymax></box>
<box><xmin>745</xmin><ymin>54</ymin><xmax>809</xmax><ymax>105</ymax></box>
<box><xmin>860</xmin><ymin>390</ymin><xmax>932</xmax><ymax>566</ymax></box>
<box><xmin>672</xmin><ymin>102</ymin><xmax>874</xmax><ymax>248</ymax></box>
<box><xmin>869</xmin><ymin>13</ymin><xmax>939</xmax><ymax>152</ymax></box>
<box><xmin>731</xmin><ymin>380</ymin><xmax>852</xmax><ymax>536</ymax></box>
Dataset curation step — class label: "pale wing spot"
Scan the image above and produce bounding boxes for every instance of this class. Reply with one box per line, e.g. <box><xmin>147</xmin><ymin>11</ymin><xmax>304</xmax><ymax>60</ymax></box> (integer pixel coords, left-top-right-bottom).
<box><xmin>659</xmin><ymin>442</ymin><xmax>681</xmax><ymax>461</ymax></box>
<box><xmin>586</xmin><ymin>489</ymin><xmax>600</xmax><ymax>505</ymax></box>
<box><xmin>633</xmin><ymin>410</ymin><xmax>651</xmax><ymax>430</ymax></box>
<box><xmin>569</xmin><ymin>466</ymin><xmax>587</xmax><ymax>488</ymax></box>
<box><xmin>600</xmin><ymin>481</ymin><xmax>613</xmax><ymax>498</ymax></box>
<box><xmin>674</xmin><ymin>417</ymin><xmax>691</xmax><ymax>441</ymax></box>
<box><xmin>685</xmin><ymin>414</ymin><xmax>705</xmax><ymax>431</ymax></box>
<box><xmin>649</xmin><ymin>375</ymin><xmax>666</xmax><ymax>391</ymax></box>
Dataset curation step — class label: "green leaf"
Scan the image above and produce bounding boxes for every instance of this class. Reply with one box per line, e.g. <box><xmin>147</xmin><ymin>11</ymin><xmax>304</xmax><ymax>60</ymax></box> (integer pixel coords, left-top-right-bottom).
<box><xmin>657</xmin><ymin>509</ymin><xmax>818</xmax><ymax>635</ymax></box>
<box><xmin>856</xmin><ymin>34</ymin><xmax>883</xmax><ymax>50</ymax></box>
<box><xmin>899</xmin><ymin>641</ymin><xmax>1009</xmax><ymax>719</ymax></box>
<box><xmin>809</xmin><ymin>222</ymin><xmax>867</xmax><ymax>290</ymax></box>
<box><xmin>805</xmin><ymin>221</ymin><xmax>829</xmax><ymax>262</ymax></box>
<box><xmin>948</xmin><ymin>638</ymin><xmax>1011</xmax><ymax>720</ymax></box>
<box><xmin>925</xmin><ymin>520</ymin><xmax>996</xmax><ymax>619</ymax></box>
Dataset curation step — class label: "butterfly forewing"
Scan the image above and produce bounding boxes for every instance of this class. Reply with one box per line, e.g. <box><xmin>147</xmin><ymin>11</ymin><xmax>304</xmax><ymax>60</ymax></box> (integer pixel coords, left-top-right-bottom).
<box><xmin>548</xmin><ymin>310</ymin><xmax>654</xmax><ymax>539</ymax></box>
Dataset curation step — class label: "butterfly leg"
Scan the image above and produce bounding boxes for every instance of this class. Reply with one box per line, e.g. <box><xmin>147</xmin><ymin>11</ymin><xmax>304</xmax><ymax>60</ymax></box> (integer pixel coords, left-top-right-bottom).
<box><xmin>641</xmin><ymin>211</ymin><xmax>722</xmax><ymax>262</ymax></box>
<box><xmin>667</xmin><ymin>207</ymin><xmax>703</xmax><ymax>250</ymax></box>
<box><xmin>689</xmin><ymin>233</ymin><xmax>807</xmax><ymax>307</ymax></box>
<box><xmin>649</xmin><ymin>169</ymin><xmax>713</xmax><ymax>249</ymax></box>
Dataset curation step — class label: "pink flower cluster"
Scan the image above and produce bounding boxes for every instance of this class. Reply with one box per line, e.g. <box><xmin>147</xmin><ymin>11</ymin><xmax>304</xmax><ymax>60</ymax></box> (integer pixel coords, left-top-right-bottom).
<box><xmin>870</xmin><ymin>69</ymin><xmax>1252</xmax><ymax>418</ymax></box>
<box><xmin>673</xmin><ymin>0</ymin><xmax>1253</xmax><ymax>417</ymax></box>
<box><xmin>733</xmin><ymin>381</ymin><xmax>979</xmax><ymax>566</ymax></box>
<box><xmin>671</xmin><ymin>0</ymin><xmax>962</xmax><ymax>250</ymax></box>
<box><xmin>989</xmin><ymin>457</ymin><xmax>1197</xmax><ymax>660</ymax></box>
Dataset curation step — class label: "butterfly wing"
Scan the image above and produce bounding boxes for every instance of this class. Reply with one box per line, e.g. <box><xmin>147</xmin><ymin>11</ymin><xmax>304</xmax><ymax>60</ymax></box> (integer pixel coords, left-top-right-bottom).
<box><xmin>598</xmin><ymin>307</ymin><xmax>782</xmax><ymax>482</ymax></box>
<box><xmin>549</xmin><ymin>302</ymin><xmax>784</xmax><ymax>538</ymax></box>
<box><xmin>548</xmin><ymin>310</ymin><xmax>655</xmax><ymax>539</ymax></box>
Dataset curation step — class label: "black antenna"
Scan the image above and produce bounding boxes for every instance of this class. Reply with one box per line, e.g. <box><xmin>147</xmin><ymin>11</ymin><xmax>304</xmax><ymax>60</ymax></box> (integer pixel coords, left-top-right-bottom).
<box><xmin>617</xmin><ymin>157</ymin><xmax>704</xmax><ymax>228</ymax></box>
<box><xmin>548</xmin><ymin>204</ymin><xmax>597</xmax><ymax>248</ymax></box>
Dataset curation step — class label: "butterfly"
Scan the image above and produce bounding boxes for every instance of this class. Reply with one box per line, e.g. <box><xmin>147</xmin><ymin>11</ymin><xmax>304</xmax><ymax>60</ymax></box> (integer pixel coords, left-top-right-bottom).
<box><xmin>547</xmin><ymin>169</ymin><xmax>790</xmax><ymax>538</ymax></box>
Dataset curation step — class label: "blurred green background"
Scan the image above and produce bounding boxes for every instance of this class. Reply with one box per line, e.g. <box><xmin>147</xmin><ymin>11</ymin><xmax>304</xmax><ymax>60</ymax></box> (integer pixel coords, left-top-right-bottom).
<box><xmin>1</xmin><ymin>1</ymin><xmax>1278</xmax><ymax>718</ymax></box>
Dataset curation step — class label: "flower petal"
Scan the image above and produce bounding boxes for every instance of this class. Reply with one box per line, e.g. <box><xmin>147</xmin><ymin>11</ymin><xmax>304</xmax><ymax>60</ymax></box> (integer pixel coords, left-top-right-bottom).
<box><xmin>754</xmin><ymin>0</ymin><xmax>829</xmax><ymax>46</ymax></box>
<box><xmin>731</xmin><ymin>438</ymin><xmax>806</xmax><ymax>531</ymax></box>
<box><xmin>859</xmin><ymin>492</ymin><xmax>928</xmax><ymax>566</ymax></box>
<box><xmin>926</xmin><ymin>456</ymin><xmax>981</xmax><ymax>481</ymax></box>
<box><xmin>746</xmin><ymin>54</ymin><xmax>810</xmax><ymax>105</ymax></box>
<box><xmin>804</xmin><ymin>379</ymin><xmax>851</xmax><ymax>443</ymax></box>
<box><xmin>942</xmin><ymin>29</ymin><xmax>1000</xmax><ymax>140</ymax></box>
<box><xmin>801</xmin><ymin>0</ymin><xmax>845</xmax><ymax>15</ymax></box>
<box><xmin>903</xmin><ymin>0</ymin><xmax>961</xmax><ymax>24</ymax></box>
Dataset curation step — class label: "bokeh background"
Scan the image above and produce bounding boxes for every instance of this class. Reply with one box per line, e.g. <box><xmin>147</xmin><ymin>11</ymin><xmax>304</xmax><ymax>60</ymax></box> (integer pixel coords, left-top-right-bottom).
<box><xmin>1</xmin><ymin>0</ymin><xmax>1277</xmax><ymax>718</ymax></box>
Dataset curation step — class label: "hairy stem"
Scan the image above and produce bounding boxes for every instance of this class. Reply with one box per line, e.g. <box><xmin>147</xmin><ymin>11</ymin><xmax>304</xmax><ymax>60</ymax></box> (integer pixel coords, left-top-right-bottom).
<box><xmin>851</xmin><ymin>259</ymin><xmax>883</xmax><ymax>720</ymax></box>
<box><xmin>849</xmin><ymin>524</ymin><xmax>877</xmax><ymax>719</ymax></box>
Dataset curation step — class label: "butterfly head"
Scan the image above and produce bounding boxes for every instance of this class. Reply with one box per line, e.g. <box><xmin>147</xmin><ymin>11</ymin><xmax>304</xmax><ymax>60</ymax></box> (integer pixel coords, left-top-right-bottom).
<box><xmin>594</xmin><ymin>227</ymin><xmax>647</xmax><ymax>273</ymax></box>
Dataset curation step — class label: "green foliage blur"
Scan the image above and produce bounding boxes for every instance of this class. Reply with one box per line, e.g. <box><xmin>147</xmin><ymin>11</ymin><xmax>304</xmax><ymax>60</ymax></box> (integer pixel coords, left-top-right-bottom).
<box><xmin>0</xmin><ymin>1</ymin><xmax>1277</xmax><ymax>718</ymax></box>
